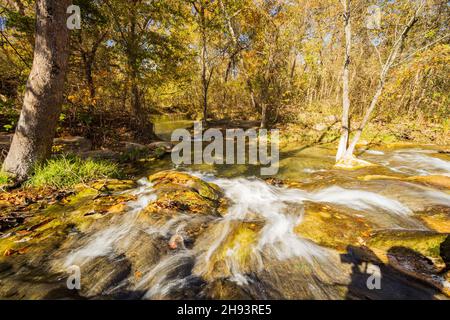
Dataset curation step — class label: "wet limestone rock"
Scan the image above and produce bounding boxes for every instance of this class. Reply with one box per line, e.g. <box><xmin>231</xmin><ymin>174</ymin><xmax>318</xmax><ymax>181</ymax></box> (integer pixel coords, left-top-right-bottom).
<box><xmin>87</xmin><ymin>179</ymin><xmax>137</xmax><ymax>192</ymax></box>
<box><xmin>192</xmin><ymin>221</ymin><xmax>262</xmax><ymax>281</ymax></box>
<box><xmin>144</xmin><ymin>171</ymin><xmax>226</xmax><ymax>216</ymax></box>
<box><xmin>366</xmin><ymin>230</ymin><xmax>447</xmax><ymax>268</ymax></box>
<box><xmin>294</xmin><ymin>203</ymin><xmax>373</xmax><ymax>252</ymax></box>
<box><xmin>148</xmin><ymin>141</ymin><xmax>173</xmax><ymax>152</ymax></box>
<box><xmin>201</xmin><ymin>278</ymin><xmax>255</xmax><ymax>299</ymax></box>
<box><xmin>0</xmin><ymin>179</ymin><xmax>137</xmax><ymax>258</ymax></box>
<box><xmin>418</xmin><ymin>207</ymin><xmax>450</xmax><ymax>233</ymax></box>
<box><xmin>359</xmin><ymin>174</ymin><xmax>450</xmax><ymax>190</ymax></box>
<box><xmin>408</xmin><ymin>175</ymin><xmax>450</xmax><ymax>190</ymax></box>
<box><xmin>334</xmin><ymin>156</ymin><xmax>375</xmax><ymax>170</ymax></box>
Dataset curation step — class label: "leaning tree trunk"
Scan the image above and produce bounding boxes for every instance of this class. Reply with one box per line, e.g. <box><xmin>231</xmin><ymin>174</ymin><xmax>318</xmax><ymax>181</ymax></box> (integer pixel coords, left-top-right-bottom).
<box><xmin>341</xmin><ymin>4</ymin><xmax>423</xmax><ymax>160</ymax></box>
<box><xmin>2</xmin><ymin>0</ymin><xmax>71</xmax><ymax>181</ymax></box>
<box><xmin>336</xmin><ymin>0</ymin><xmax>351</xmax><ymax>162</ymax></box>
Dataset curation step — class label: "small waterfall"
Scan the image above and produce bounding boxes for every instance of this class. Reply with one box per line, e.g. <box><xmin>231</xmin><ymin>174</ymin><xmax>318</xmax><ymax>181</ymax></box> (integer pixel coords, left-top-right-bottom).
<box><xmin>64</xmin><ymin>178</ymin><xmax>156</xmax><ymax>267</ymax></box>
<box><xmin>189</xmin><ymin>173</ymin><xmax>424</xmax><ymax>290</ymax></box>
<box><xmin>56</xmin><ymin>150</ymin><xmax>447</xmax><ymax>299</ymax></box>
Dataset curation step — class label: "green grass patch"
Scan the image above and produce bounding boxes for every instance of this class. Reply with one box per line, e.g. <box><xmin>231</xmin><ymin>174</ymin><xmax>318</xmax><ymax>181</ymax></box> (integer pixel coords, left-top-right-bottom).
<box><xmin>0</xmin><ymin>171</ymin><xmax>12</xmax><ymax>189</ymax></box>
<box><xmin>26</xmin><ymin>156</ymin><xmax>122</xmax><ymax>189</ymax></box>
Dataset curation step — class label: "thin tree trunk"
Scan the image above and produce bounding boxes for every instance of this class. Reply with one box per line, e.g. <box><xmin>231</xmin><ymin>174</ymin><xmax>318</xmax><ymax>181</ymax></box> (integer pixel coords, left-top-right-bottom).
<box><xmin>336</xmin><ymin>0</ymin><xmax>351</xmax><ymax>162</ymax></box>
<box><xmin>199</xmin><ymin>6</ymin><xmax>209</xmax><ymax>123</ymax></box>
<box><xmin>218</xmin><ymin>0</ymin><xmax>258</xmax><ymax>111</ymax></box>
<box><xmin>80</xmin><ymin>32</ymin><xmax>107</xmax><ymax>104</ymax></box>
<box><xmin>81</xmin><ymin>52</ymin><xmax>96</xmax><ymax>102</ymax></box>
<box><xmin>342</xmin><ymin>4</ymin><xmax>423</xmax><ymax>159</ymax></box>
<box><xmin>260</xmin><ymin>103</ymin><xmax>267</xmax><ymax>129</ymax></box>
<box><xmin>127</xmin><ymin>11</ymin><xmax>154</xmax><ymax>139</ymax></box>
<box><xmin>2</xmin><ymin>0</ymin><xmax>71</xmax><ymax>181</ymax></box>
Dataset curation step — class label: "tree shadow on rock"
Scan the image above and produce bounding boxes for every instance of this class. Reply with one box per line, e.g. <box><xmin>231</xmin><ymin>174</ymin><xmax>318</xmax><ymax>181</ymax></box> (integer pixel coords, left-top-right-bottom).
<box><xmin>341</xmin><ymin>245</ymin><xmax>439</xmax><ymax>300</ymax></box>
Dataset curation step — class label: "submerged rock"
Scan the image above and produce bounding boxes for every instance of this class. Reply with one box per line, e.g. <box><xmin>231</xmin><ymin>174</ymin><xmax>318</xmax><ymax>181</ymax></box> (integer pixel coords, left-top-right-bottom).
<box><xmin>408</xmin><ymin>175</ymin><xmax>450</xmax><ymax>190</ymax></box>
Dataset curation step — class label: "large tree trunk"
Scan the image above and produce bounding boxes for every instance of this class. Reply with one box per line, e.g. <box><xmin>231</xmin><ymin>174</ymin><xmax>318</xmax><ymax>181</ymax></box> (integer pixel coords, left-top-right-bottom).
<box><xmin>2</xmin><ymin>0</ymin><xmax>71</xmax><ymax>181</ymax></box>
<box><xmin>336</xmin><ymin>0</ymin><xmax>351</xmax><ymax>162</ymax></box>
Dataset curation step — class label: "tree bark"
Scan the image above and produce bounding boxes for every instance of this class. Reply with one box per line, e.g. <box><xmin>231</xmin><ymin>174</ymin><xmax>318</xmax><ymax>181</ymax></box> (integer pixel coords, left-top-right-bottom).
<box><xmin>2</xmin><ymin>0</ymin><xmax>71</xmax><ymax>180</ymax></box>
<box><xmin>260</xmin><ymin>103</ymin><xmax>268</xmax><ymax>129</ymax></box>
<box><xmin>336</xmin><ymin>0</ymin><xmax>351</xmax><ymax>162</ymax></box>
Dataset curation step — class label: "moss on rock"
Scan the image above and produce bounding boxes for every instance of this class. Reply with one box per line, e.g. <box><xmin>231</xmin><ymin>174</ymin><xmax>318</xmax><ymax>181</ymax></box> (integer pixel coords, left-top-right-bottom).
<box><xmin>366</xmin><ymin>229</ymin><xmax>448</xmax><ymax>269</ymax></box>
<box><xmin>0</xmin><ymin>179</ymin><xmax>138</xmax><ymax>258</ymax></box>
<box><xmin>145</xmin><ymin>171</ymin><xmax>225</xmax><ymax>216</ymax></box>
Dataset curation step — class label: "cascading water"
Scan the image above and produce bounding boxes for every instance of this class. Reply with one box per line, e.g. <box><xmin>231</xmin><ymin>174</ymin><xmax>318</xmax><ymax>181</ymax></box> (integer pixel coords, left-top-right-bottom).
<box><xmin>363</xmin><ymin>148</ymin><xmax>450</xmax><ymax>176</ymax></box>
<box><xmin>55</xmin><ymin>146</ymin><xmax>449</xmax><ymax>299</ymax></box>
<box><xmin>3</xmin><ymin>145</ymin><xmax>448</xmax><ymax>300</ymax></box>
<box><xmin>63</xmin><ymin>178</ymin><xmax>156</xmax><ymax>268</ymax></box>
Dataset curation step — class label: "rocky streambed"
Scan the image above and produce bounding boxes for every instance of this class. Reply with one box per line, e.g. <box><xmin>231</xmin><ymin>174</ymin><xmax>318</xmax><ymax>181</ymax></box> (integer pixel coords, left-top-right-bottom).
<box><xmin>0</xmin><ymin>144</ymin><xmax>449</xmax><ymax>300</ymax></box>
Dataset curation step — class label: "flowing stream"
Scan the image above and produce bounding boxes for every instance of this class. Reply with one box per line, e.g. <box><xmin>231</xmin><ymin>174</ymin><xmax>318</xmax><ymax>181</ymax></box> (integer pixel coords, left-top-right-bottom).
<box><xmin>0</xmin><ymin>121</ymin><xmax>449</xmax><ymax>299</ymax></box>
<box><xmin>52</xmin><ymin>142</ymin><xmax>450</xmax><ymax>299</ymax></box>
